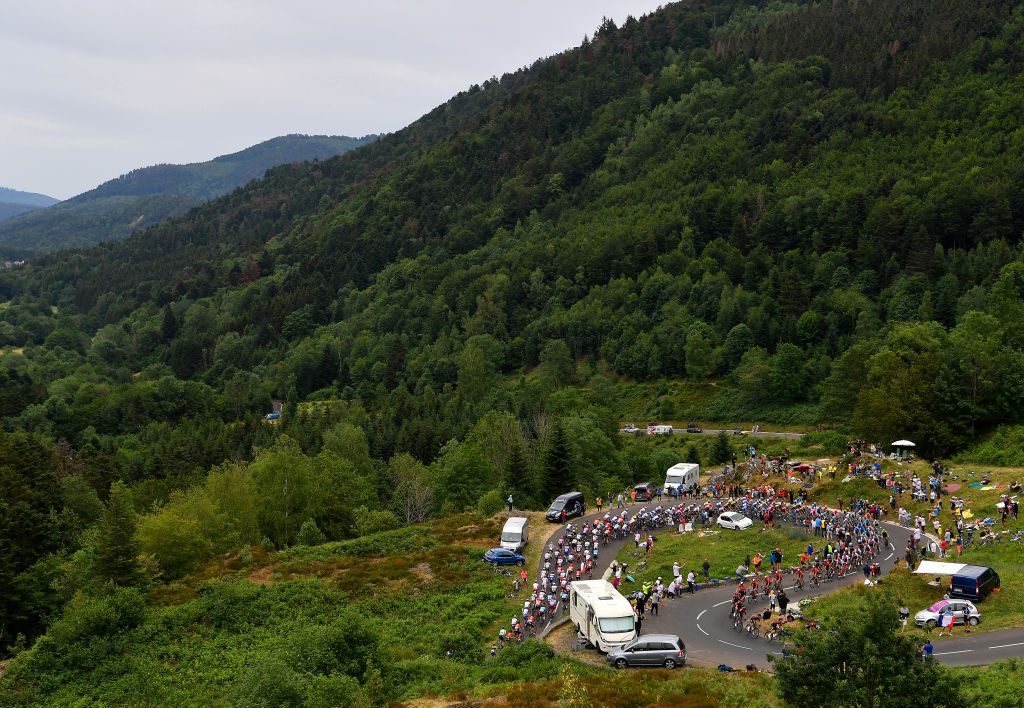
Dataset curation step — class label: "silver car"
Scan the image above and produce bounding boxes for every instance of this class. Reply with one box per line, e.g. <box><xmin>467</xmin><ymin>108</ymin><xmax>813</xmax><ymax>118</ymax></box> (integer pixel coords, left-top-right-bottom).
<box><xmin>607</xmin><ymin>634</ymin><xmax>686</xmax><ymax>669</ymax></box>
<box><xmin>915</xmin><ymin>599</ymin><xmax>980</xmax><ymax>628</ymax></box>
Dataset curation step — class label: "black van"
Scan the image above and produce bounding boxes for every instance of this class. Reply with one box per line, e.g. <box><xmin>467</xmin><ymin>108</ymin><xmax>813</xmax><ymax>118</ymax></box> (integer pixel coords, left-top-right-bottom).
<box><xmin>949</xmin><ymin>565</ymin><xmax>1000</xmax><ymax>601</ymax></box>
<box><xmin>546</xmin><ymin>491</ymin><xmax>585</xmax><ymax>522</ymax></box>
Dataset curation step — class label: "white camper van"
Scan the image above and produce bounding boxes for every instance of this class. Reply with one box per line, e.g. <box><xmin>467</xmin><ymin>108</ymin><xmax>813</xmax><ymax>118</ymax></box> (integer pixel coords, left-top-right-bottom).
<box><xmin>500</xmin><ymin>516</ymin><xmax>529</xmax><ymax>552</ymax></box>
<box><xmin>664</xmin><ymin>462</ymin><xmax>700</xmax><ymax>495</ymax></box>
<box><xmin>648</xmin><ymin>424</ymin><xmax>673</xmax><ymax>436</ymax></box>
<box><xmin>569</xmin><ymin>580</ymin><xmax>637</xmax><ymax>652</ymax></box>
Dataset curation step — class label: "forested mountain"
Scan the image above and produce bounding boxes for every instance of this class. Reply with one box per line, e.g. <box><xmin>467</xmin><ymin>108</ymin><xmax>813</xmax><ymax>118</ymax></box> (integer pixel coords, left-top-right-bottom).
<box><xmin>0</xmin><ymin>134</ymin><xmax>376</xmax><ymax>252</ymax></box>
<box><xmin>0</xmin><ymin>187</ymin><xmax>59</xmax><ymax>223</ymax></box>
<box><xmin>3</xmin><ymin>0</ymin><xmax>1024</xmax><ymax>684</ymax></box>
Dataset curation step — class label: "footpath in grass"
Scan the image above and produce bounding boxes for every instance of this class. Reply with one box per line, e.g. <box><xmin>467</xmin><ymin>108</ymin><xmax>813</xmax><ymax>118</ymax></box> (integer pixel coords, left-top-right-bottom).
<box><xmin>613</xmin><ymin>523</ymin><xmax>813</xmax><ymax>590</ymax></box>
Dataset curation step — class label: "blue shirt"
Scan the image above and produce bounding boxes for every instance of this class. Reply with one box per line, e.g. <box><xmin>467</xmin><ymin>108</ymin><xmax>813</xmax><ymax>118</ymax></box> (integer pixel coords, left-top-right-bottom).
<box><xmin>923</xmin><ymin>642</ymin><xmax>934</xmax><ymax>657</ymax></box>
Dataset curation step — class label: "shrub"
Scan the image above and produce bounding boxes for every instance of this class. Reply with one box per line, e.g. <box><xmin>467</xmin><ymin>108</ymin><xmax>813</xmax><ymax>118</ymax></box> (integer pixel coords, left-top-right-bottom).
<box><xmin>47</xmin><ymin>587</ymin><xmax>148</xmax><ymax>649</ymax></box>
<box><xmin>476</xmin><ymin>490</ymin><xmax>505</xmax><ymax>518</ymax></box>
<box><xmin>295</xmin><ymin>518</ymin><xmax>327</xmax><ymax>546</ymax></box>
<box><xmin>233</xmin><ymin>655</ymin><xmax>304</xmax><ymax>708</ymax></box>
<box><xmin>285</xmin><ymin>612</ymin><xmax>378</xmax><ymax>677</ymax></box>
<box><xmin>353</xmin><ymin>506</ymin><xmax>399</xmax><ymax>536</ymax></box>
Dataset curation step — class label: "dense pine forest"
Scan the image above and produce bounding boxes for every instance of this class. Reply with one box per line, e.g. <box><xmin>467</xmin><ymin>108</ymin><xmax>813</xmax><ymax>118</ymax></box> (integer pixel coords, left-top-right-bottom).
<box><xmin>3</xmin><ymin>0</ymin><xmax>1024</xmax><ymax>703</ymax></box>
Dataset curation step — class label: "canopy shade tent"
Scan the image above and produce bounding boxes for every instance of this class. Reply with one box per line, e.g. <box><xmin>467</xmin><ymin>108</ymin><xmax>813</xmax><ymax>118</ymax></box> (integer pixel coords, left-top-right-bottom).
<box><xmin>892</xmin><ymin>440</ymin><xmax>916</xmax><ymax>447</ymax></box>
<box><xmin>913</xmin><ymin>561</ymin><xmax>968</xmax><ymax>576</ymax></box>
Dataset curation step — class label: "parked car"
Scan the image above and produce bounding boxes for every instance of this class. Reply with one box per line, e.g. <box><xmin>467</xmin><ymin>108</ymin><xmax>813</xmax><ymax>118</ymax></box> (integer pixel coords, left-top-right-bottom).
<box><xmin>483</xmin><ymin>548</ymin><xmax>526</xmax><ymax>566</ymax></box>
<box><xmin>622</xmin><ymin>423</ymin><xmax>640</xmax><ymax>433</ymax></box>
<box><xmin>731</xmin><ymin>427</ymin><xmax>744</xmax><ymax>436</ymax></box>
<box><xmin>633</xmin><ymin>482</ymin><xmax>654</xmax><ymax>501</ymax></box>
<box><xmin>265</xmin><ymin>412</ymin><xmax>281</xmax><ymax>421</ymax></box>
<box><xmin>915</xmin><ymin>599</ymin><xmax>980</xmax><ymax>628</ymax></box>
<box><xmin>607</xmin><ymin>634</ymin><xmax>686</xmax><ymax>669</ymax></box>
<box><xmin>949</xmin><ymin>565</ymin><xmax>1000</xmax><ymax>601</ymax></box>
<box><xmin>716</xmin><ymin>512</ymin><xmax>753</xmax><ymax>530</ymax></box>
<box><xmin>546</xmin><ymin>491</ymin><xmax>586</xmax><ymax>522</ymax></box>
<box><xmin>685</xmin><ymin>423</ymin><xmax>702</xmax><ymax>433</ymax></box>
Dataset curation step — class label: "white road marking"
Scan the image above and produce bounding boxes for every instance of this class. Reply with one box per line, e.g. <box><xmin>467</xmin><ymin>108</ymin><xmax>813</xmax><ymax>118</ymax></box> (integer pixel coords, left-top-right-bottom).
<box><xmin>885</xmin><ymin>552</ymin><xmax>894</xmax><ymax>561</ymax></box>
<box><xmin>935</xmin><ymin>650</ymin><xmax>974</xmax><ymax>655</ymax></box>
<box><xmin>713</xmin><ymin>600</ymin><xmax>731</xmax><ymax>608</ymax></box>
<box><xmin>717</xmin><ymin>639</ymin><xmax>753</xmax><ymax>651</ymax></box>
<box><xmin>695</xmin><ymin>609</ymin><xmax>710</xmax><ymax>636</ymax></box>
<box><xmin>989</xmin><ymin>642</ymin><xmax>1024</xmax><ymax>650</ymax></box>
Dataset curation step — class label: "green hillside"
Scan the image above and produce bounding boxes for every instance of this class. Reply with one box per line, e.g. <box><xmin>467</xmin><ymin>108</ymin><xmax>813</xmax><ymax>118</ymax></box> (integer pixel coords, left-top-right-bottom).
<box><xmin>3</xmin><ymin>0</ymin><xmax>1024</xmax><ymax>702</ymax></box>
<box><xmin>0</xmin><ymin>188</ymin><xmax>59</xmax><ymax>224</ymax></box>
<box><xmin>0</xmin><ymin>135</ymin><xmax>376</xmax><ymax>252</ymax></box>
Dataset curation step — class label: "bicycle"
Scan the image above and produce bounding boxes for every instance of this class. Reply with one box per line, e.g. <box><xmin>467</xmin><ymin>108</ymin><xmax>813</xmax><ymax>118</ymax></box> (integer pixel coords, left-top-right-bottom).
<box><xmin>733</xmin><ymin>614</ymin><xmax>745</xmax><ymax>633</ymax></box>
<box><xmin>746</xmin><ymin>619</ymin><xmax>760</xmax><ymax>639</ymax></box>
<box><xmin>635</xmin><ymin>559</ymin><xmax>648</xmax><ymax>572</ymax></box>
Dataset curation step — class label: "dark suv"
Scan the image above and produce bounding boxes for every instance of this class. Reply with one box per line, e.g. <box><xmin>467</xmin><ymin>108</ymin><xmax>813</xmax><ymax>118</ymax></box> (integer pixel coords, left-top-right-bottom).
<box><xmin>685</xmin><ymin>423</ymin><xmax>702</xmax><ymax>433</ymax></box>
<box><xmin>546</xmin><ymin>491</ymin><xmax>585</xmax><ymax>522</ymax></box>
<box><xmin>607</xmin><ymin>634</ymin><xmax>686</xmax><ymax>669</ymax></box>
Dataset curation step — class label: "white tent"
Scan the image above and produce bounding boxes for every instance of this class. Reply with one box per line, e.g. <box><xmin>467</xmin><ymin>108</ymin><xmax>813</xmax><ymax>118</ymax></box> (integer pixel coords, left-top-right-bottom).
<box><xmin>892</xmin><ymin>440</ymin><xmax>916</xmax><ymax>447</ymax></box>
<box><xmin>913</xmin><ymin>560</ymin><xmax>966</xmax><ymax>576</ymax></box>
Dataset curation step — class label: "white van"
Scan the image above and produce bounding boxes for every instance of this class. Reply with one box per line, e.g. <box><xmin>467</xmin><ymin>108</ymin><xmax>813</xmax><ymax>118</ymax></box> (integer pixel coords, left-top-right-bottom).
<box><xmin>664</xmin><ymin>463</ymin><xmax>700</xmax><ymax>494</ymax></box>
<box><xmin>648</xmin><ymin>424</ymin><xmax>673</xmax><ymax>436</ymax></box>
<box><xmin>500</xmin><ymin>516</ymin><xmax>529</xmax><ymax>552</ymax></box>
<box><xmin>569</xmin><ymin>580</ymin><xmax>637</xmax><ymax>652</ymax></box>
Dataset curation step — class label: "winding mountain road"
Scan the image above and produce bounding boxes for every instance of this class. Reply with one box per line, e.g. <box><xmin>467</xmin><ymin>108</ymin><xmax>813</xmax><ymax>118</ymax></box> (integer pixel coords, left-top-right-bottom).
<box><xmin>536</xmin><ymin>501</ymin><xmax>1024</xmax><ymax>668</ymax></box>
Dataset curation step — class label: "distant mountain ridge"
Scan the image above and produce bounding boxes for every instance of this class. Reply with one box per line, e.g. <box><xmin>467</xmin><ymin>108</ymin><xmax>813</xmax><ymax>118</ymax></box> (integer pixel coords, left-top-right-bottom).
<box><xmin>0</xmin><ymin>187</ymin><xmax>59</xmax><ymax>223</ymax></box>
<box><xmin>0</xmin><ymin>134</ymin><xmax>377</xmax><ymax>252</ymax></box>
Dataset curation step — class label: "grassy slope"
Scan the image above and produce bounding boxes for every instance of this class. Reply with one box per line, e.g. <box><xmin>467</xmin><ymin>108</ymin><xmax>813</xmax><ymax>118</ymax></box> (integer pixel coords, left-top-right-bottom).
<box><xmin>614</xmin><ymin>526</ymin><xmax>812</xmax><ymax>590</ymax></box>
<box><xmin>610</xmin><ymin>380</ymin><xmax>821</xmax><ymax>429</ymax></box>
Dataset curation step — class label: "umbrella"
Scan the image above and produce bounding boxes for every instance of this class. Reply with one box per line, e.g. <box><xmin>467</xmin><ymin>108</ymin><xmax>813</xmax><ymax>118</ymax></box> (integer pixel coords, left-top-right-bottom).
<box><xmin>892</xmin><ymin>440</ymin><xmax>915</xmax><ymax>447</ymax></box>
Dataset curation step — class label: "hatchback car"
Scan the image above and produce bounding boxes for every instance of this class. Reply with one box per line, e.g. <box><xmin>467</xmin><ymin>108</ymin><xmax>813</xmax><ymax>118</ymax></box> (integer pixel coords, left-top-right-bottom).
<box><xmin>716</xmin><ymin>512</ymin><xmax>753</xmax><ymax>530</ymax></box>
<box><xmin>915</xmin><ymin>599</ymin><xmax>980</xmax><ymax>628</ymax></box>
<box><xmin>607</xmin><ymin>634</ymin><xmax>686</xmax><ymax>669</ymax></box>
<box><xmin>633</xmin><ymin>483</ymin><xmax>654</xmax><ymax>501</ymax></box>
<box><xmin>483</xmin><ymin>548</ymin><xmax>525</xmax><ymax>566</ymax></box>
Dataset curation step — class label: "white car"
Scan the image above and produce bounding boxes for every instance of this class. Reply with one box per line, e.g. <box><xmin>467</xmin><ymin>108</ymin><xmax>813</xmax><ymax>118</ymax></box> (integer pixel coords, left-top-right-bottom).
<box><xmin>915</xmin><ymin>599</ymin><xmax>980</xmax><ymax>628</ymax></box>
<box><xmin>716</xmin><ymin>512</ymin><xmax>753</xmax><ymax>530</ymax></box>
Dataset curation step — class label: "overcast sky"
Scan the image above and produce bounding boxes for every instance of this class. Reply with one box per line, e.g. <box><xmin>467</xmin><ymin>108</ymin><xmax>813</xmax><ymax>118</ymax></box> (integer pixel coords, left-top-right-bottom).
<box><xmin>1</xmin><ymin>1</ymin><xmax>661</xmax><ymax>200</ymax></box>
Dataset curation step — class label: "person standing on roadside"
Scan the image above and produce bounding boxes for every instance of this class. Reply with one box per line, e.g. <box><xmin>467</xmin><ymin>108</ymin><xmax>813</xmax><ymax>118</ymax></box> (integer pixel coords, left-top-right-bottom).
<box><xmin>702</xmin><ymin>558</ymin><xmax>710</xmax><ymax>580</ymax></box>
<box><xmin>777</xmin><ymin>589</ymin><xmax>789</xmax><ymax>617</ymax></box>
<box><xmin>507</xmin><ymin>494</ymin><xmax>514</xmax><ymax>512</ymax></box>
<box><xmin>686</xmin><ymin>570</ymin><xmax>696</xmax><ymax>594</ymax></box>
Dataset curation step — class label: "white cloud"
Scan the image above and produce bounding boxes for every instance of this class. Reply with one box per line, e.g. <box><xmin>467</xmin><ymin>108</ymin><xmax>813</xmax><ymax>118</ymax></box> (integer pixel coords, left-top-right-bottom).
<box><xmin>0</xmin><ymin>1</ymin><xmax>661</xmax><ymax>198</ymax></box>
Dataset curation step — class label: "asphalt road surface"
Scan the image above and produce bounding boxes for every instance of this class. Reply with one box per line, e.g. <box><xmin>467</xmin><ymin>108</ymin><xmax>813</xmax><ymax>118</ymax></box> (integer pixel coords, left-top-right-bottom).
<box><xmin>535</xmin><ymin>502</ymin><xmax>1024</xmax><ymax>668</ymax></box>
